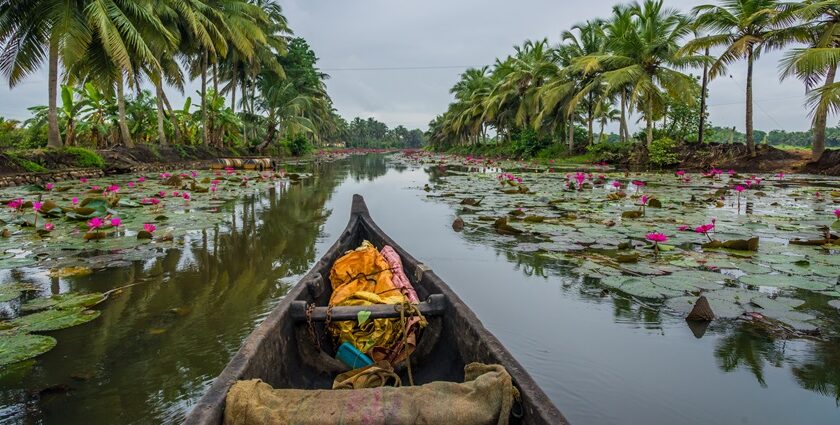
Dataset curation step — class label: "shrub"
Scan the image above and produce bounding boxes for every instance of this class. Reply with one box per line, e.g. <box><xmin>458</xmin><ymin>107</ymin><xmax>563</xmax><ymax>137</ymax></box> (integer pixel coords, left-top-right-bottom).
<box><xmin>4</xmin><ymin>152</ymin><xmax>48</xmax><ymax>172</ymax></box>
<box><xmin>648</xmin><ymin>137</ymin><xmax>679</xmax><ymax>167</ymax></box>
<box><xmin>63</xmin><ymin>147</ymin><xmax>105</xmax><ymax>169</ymax></box>
<box><xmin>283</xmin><ymin>133</ymin><xmax>312</xmax><ymax>157</ymax></box>
<box><xmin>587</xmin><ymin>141</ymin><xmax>633</xmax><ymax>163</ymax></box>
<box><xmin>511</xmin><ymin>128</ymin><xmax>551</xmax><ymax>158</ymax></box>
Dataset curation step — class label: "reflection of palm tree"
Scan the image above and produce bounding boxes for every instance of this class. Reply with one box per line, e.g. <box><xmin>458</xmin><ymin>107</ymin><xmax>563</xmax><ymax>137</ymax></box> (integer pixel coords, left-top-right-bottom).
<box><xmin>714</xmin><ymin>325</ymin><xmax>783</xmax><ymax>387</ymax></box>
<box><xmin>792</xmin><ymin>341</ymin><xmax>840</xmax><ymax>404</ymax></box>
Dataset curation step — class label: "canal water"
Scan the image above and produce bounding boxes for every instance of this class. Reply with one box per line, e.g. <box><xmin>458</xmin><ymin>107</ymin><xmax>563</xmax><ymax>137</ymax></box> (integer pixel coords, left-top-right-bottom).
<box><xmin>1</xmin><ymin>154</ymin><xmax>838</xmax><ymax>424</ymax></box>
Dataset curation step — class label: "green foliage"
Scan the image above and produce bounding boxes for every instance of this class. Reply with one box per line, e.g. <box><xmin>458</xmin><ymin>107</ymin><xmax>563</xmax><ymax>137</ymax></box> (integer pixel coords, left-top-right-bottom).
<box><xmin>511</xmin><ymin>128</ymin><xmax>552</xmax><ymax>158</ymax></box>
<box><xmin>648</xmin><ymin>137</ymin><xmax>679</xmax><ymax>167</ymax></box>
<box><xmin>344</xmin><ymin>117</ymin><xmax>426</xmax><ymax>148</ymax></box>
<box><xmin>4</xmin><ymin>151</ymin><xmax>48</xmax><ymax>173</ymax></box>
<box><xmin>283</xmin><ymin>133</ymin><xmax>312</xmax><ymax>156</ymax></box>
<box><xmin>587</xmin><ymin>141</ymin><xmax>633</xmax><ymax>163</ymax></box>
<box><xmin>62</xmin><ymin>147</ymin><xmax>105</xmax><ymax>169</ymax></box>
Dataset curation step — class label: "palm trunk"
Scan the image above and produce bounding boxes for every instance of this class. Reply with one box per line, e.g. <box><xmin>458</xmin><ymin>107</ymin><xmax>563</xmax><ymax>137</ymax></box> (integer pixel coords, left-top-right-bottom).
<box><xmin>812</xmin><ymin>64</ymin><xmax>836</xmax><ymax>161</ymax></box>
<box><xmin>567</xmin><ymin>118</ymin><xmax>574</xmax><ymax>152</ymax></box>
<box><xmin>230</xmin><ymin>69</ymin><xmax>237</xmax><ymax>112</ymax></box>
<box><xmin>587</xmin><ymin>98</ymin><xmax>594</xmax><ymax>145</ymax></box>
<box><xmin>47</xmin><ymin>41</ymin><xmax>62</xmax><ymax>148</ymax></box>
<box><xmin>698</xmin><ymin>47</ymin><xmax>710</xmax><ymax>144</ymax></box>
<box><xmin>154</xmin><ymin>80</ymin><xmax>167</xmax><ymax>145</ymax></box>
<box><xmin>201</xmin><ymin>52</ymin><xmax>208</xmax><ymax>145</ymax></box>
<box><xmin>646</xmin><ymin>98</ymin><xmax>653</xmax><ymax>148</ymax></box>
<box><xmin>598</xmin><ymin>119</ymin><xmax>605</xmax><ymax>144</ymax></box>
<box><xmin>745</xmin><ymin>48</ymin><xmax>755</xmax><ymax>156</ymax></box>
<box><xmin>160</xmin><ymin>90</ymin><xmax>182</xmax><ymax>142</ymax></box>
<box><xmin>619</xmin><ymin>89</ymin><xmax>628</xmax><ymax>143</ymax></box>
<box><xmin>66</xmin><ymin>120</ymin><xmax>75</xmax><ymax>147</ymax></box>
<box><xmin>116</xmin><ymin>74</ymin><xmax>135</xmax><ymax>148</ymax></box>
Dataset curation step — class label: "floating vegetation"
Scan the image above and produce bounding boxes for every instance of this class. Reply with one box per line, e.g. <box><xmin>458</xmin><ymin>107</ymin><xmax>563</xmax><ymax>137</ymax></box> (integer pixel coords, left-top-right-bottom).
<box><xmin>400</xmin><ymin>153</ymin><xmax>840</xmax><ymax>337</ymax></box>
<box><xmin>0</xmin><ymin>168</ymin><xmax>311</xmax><ymax>271</ymax></box>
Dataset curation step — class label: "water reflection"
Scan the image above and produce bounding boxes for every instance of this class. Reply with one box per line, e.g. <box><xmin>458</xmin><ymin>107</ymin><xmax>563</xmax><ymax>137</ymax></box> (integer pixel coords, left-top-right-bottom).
<box><xmin>0</xmin><ymin>160</ymin><xmax>346</xmax><ymax>424</ymax></box>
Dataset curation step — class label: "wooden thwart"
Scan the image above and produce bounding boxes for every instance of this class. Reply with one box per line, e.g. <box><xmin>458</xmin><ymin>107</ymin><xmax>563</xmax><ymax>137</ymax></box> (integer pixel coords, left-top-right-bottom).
<box><xmin>290</xmin><ymin>294</ymin><xmax>446</xmax><ymax>322</ymax></box>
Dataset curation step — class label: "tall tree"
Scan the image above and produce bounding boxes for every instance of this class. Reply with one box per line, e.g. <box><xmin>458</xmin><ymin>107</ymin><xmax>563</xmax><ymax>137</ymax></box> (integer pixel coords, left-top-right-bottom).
<box><xmin>687</xmin><ymin>0</ymin><xmax>794</xmax><ymax>156</ymax></box>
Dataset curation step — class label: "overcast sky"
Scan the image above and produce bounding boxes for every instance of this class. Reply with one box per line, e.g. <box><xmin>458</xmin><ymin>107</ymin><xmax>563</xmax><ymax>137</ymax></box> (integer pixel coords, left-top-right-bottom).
<box><xmin>0</xmin><ymin>0</ymin><xmax>815</xmax><ymax>133</ymax></box>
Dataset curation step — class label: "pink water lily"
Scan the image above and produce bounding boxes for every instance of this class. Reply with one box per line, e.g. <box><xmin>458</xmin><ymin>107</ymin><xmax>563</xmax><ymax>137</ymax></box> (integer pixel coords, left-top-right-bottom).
<box><xmin>44</xmin><ymin>222</ymin><xmax>55</xmax><ymax>232</ymax></box>
<box><xmin>107</xmin><ymin>185</ymin><xmax>120</xmax><ymax>193</ymax></box>
<box><xmin>32</xmin><ymin>201</ymin><xmax>42</xmax><ymax>211</ymax></box>
<box><xmin>138</xmin><ymin>176</ymin><xmax>146</xmax><ymax>183</ymax></box>
<box><xmin>45</xmin><ymin>183</ymin><xmax>53</xmax><ymax>191</ymax></box>
<box><xmin>834</xmin><ymin>209</ymin><xmax>840</xmax><ymax>219</ymax></box>
<box><xmin>8</xmin><ymin>198</ymin><xmax>22</xmax><ymax>210</ymax></box>
<box><xmin>182</xmin><ymin>192</ymin><xmax>191</xmax><ymax>201</ymax></box>
<box><xmin>79</xmin><ymin>177</ymin><xmax>88</xmax><ymax>183</ymax></box>
<box><xmin>127</xmin><ymin>181</ymin><xmax>135</xmax><ymax>188</ymax></box>
<box><xmin>173</xmin><ymin>191</ymin><xmax>180</xmax><ymax>197</ymax></box>
<box><xmin>109</xmin><ymin>217</ymin><xmax>122</xmax><ymax>227</ymax></box>
<box><xmin>677</xmin><ymin>225</ymin><xmax>689</xmax><ymax>231</ymax></box>
<box><xmin>71</xmin><ymin>197</ymin><xmax>79</xmax><ymax>206</ymax></box>
<box><xmin>143</xmin><ymin>223</ymin><xmax>156</xmax><ymax>233</ymax></box>
<box><xmin>639</xmin><ymin>195</ymin><xmax>650</xmax><ymax>206</ymax></box>
<box><xmin>734</xmin><ymin>185</ymin><xmax>745</xmax><ymax>193</ymax></box>
<box><xmin>158</xmin><ymin>191</ymin><xmax>166</xmax><ymax>198</ymax></box>
<box><xmin>211</xmin><ymin>180</ymin><xmax>221</xmax><ymax>185</ymax></box>
<box><xmin>160</xmin><ymin>173</ymin><xmax>171</xmax><ymax>179</ymax></box>
<box><xmin>675</xmin><ymin>170</ymin><xmax>685</xmax><ymax>177</ymax></box>
<box><xmin>87</xmin><ymin>217</ymin><xmax>104</xmax><ymax>230</ymax></box>
<box><xmin>776</xmin><ymin>172</ymin><xmax>785</xmax><ymax>180</ymax></box>
<box><xmin>646</xmin><ymin>232</ymin><xmax>668</xmax><ymax>243</ymax></box>
<box><xmin>611</xmin><ymin>181</ymin><xmax>621</xmax><ymax>189</ymax></box>
<box><xmin>695</xmin><ymin>223</ymin><xmax>714</xmax><ymax>242</ymax></box>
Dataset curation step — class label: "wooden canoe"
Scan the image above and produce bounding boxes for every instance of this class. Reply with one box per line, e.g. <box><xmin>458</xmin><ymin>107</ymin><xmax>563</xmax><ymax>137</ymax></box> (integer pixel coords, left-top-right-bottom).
<box><xmin>184</xmin><ymin>194</ymin><xmax>568</xmax><ymax>425</ymax></box>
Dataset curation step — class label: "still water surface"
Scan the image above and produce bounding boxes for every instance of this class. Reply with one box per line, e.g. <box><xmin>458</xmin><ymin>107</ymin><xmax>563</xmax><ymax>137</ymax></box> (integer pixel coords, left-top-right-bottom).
<box><xmin>1</xmin><ymin>154</ymin><xmax>838</xmax><ymax>424</ymax></box>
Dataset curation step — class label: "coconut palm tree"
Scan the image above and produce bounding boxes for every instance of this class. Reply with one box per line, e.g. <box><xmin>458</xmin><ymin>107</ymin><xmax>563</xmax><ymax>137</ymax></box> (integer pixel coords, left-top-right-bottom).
<box><xmin>686</xmin><ymin>0</ymin><xmax>797</xmax><ymax>156</ymax></box>
<box><xmin>571</xmin><ymin>0</ymin><xmax>703</xmax><ymax>147</ymax></box>
<box><xmin>0</xmin><ymin>0</ymin><xmax>91</xmax><ymax>148</ymax></box>
<box><xmin>779</xmin><ymin>0</ymin><xmax>840</xmax><ymax>160</ymax></box>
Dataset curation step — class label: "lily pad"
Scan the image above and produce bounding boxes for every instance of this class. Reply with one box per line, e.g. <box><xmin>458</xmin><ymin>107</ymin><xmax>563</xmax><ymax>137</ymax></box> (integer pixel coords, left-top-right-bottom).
<box><xmin>10</xmin><ymin>307</ymin><xmax>101</xmax><ymax>332</ymax></box>
<box><xmin>0</xmin><ymin>282</ymin><xmax>36</xmax><ymax>303</ymax></box>
<box><xmin>0</xmin><ymin>332</ymin><xmax>57</xmax><ymax>366</ymax></box>
<box><xmin>20</xmin><ymin>292</ymin><xmax>104</xmax><ymax>314</ymax></box>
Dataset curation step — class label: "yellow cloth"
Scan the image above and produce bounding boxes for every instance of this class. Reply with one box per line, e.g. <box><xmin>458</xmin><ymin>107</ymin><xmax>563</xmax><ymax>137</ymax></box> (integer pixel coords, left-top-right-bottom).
<box><xmin>328</xmin><ymin>241</ymin><xmax>423</xmax><ymax>363</ymax></box>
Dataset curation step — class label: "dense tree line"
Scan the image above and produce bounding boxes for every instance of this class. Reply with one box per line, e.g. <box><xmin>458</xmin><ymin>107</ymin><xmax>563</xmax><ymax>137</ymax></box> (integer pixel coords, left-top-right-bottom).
<box><xmin>339</xmin><ymin>117</ymin><xmax>426</xmax><ymax>149</ymax></box>
<box><xmin>0</xmin><ymin>1</ymin><xmax>343</xmax><ymax>154</ymax></box>
<box><xmin>429</xmin><ymin>0</ymin><xmax>840</xmax><ymax>160</ymax></box>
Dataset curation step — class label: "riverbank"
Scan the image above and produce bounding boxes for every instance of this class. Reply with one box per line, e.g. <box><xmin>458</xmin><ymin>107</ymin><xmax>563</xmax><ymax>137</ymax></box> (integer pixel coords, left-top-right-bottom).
<box><xmin>440</xmin><ymin>142</ymin><xmax>837</xmax><ymax>175</ymax></box>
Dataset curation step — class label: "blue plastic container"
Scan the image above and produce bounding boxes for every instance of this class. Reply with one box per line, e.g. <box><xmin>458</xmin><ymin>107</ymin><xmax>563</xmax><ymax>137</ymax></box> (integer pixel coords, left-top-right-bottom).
<box><xmin>336</xmin><ymin>342</ymin><xmax>374</xmax><ymax>369</ymax></box>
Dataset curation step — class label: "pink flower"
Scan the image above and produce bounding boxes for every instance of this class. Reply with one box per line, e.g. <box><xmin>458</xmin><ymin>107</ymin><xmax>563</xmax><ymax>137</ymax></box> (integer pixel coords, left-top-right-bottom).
<box><xmin>172</xmin><ymin>191</ymin><xmax>180</xmax><ymax>197</ymax></box>
<box><xmin>776</xmin><ymin>172</ymin><xmax>785</xmax><ymax>180</ymax></box>
<box><xmin>158</xmin><ymin>191</ymin><xmax>166</xmax><ymax>198</ymax></box>
<box><xmin>515</xmin><ymin>177</ymin><xmax>523</xmax><ymax>183</ymax></box>
<box><xmin>138</xmin><ymin>176</ymin><xmax>146</xmax><ymax>183</ymax></box>
<box><xmin>727</xmin><ymin>169</ymin><xmax>735</xmax><ymax>175</ymax></box>
<box><xmin>44</xmin><ymin>222</ymin><xmax>55</xmax><ymax>232</ymax></box>
<box><xmin>87</xmin><ymin>217</ymin><xmax>104</xmax><ymax>230</ymax></box>
<box><xmin>79</xmin><ymin>177</ymin><xmax>88</xmax><ymax>183</ymax></box>
<box><xmin>190</xmin><ymin>171</ymin><xmax>198</xmax><ymax>178</ymax></box>
<box><xmin>646</xmin><ymin>232</ymin><xmax>668</xmax><ymax>243</ymax></box>
<box><xmin>107</xmin><ymin>185</ymin><xmax>120</xmax><ymax>193</ymax></box>
<box><xmin>639</xmin><ymin>195</ymin><xmax>650</xmax><ymax>206</ymax></box>
<box><xmin>677</xmin><ymin>225</ymin><xmax>689</xmax><ymax>231</ymax></box>
<box><xmin>8</xmin><ymin>198</ymin><xmax>22</xmax><ymax>210</ymax></box>
<box><xmin>143</xmin><ymin>223</ymin><xmax>156</xmax><ymax>233</ymax></box>
<box><xmin>695</xmin><ymin>224</ymin><xmax>714</xmax><ymax>234</ymax></box>
<box><xmin>210</xmin><ymin>185</ymin><xmax>218</xmax><ymax>193</ymax></box>
<box><xmin>675</xmin><ymin>170</ymin><xmax>685</xmax><ymax>177</ymax></box>
<box><xmin>71</xmin><ymin>197</ymin><xmax>79</xmax><ymax>206</ymax></box>
<box><xmin>91</xmin><ymin>185</ymin><xmax>100</xmax><ymax>191</ymax></box>
<box><xmin>160</xmin><ymin>173</ymin><xmax>171</xmax><ymax>179</ymax></box>
<box><xmin>32</xmin><ymin>201</ymin><xmax>42</xmax><ymax>211</ymax></box>
<box><xmin>632</xmin><ymin>180</ymin><xmax>646</xmax><ymax>187</ymax></box>
<box><xmin>834</xmin><ymin>209</ymin><xmax>840</xmax><ymax>219</ymax></box>
<box><xmin>127</xmin><ymin>181</ymin><xmax>135</xmax><ymax>188</ymax></box>
<box><xmin>182</xmin><ymin>192</ymin><xmax>191</xmax><ymax>200</ymax></box>
<box><xmin>45</xmin><ymin>183</ymin><xmax>53</xmax><ymax>191</ymax></box>
<box><xmin>734</xmin><ymin>185</ymin><xmax>745</xmax><ymax>193</ymax></box>
<box><xmin>109</xmin><ymin>217</ymin><xmax>122</xmax><ymax>227</ymax></box>
<box><xmin>611</xmin><ymin>181</ymin><xmax>621</xmax><ymax>189</ymax></box>
<box><xmin>211</xmin><ymin>180</ymin><xmax>221</xmax><ymax>185</ymax></box>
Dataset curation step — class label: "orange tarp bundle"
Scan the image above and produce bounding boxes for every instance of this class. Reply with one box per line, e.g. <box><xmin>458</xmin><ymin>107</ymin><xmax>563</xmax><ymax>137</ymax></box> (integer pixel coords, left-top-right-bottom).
<box><xmin>328</xmin><ymin>241</ymin><xmax>423</xmax><ymax>365</ymax></box>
